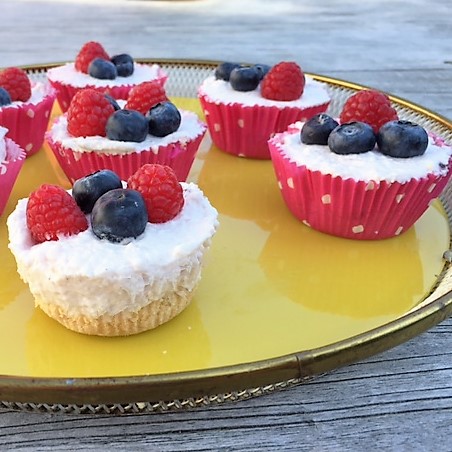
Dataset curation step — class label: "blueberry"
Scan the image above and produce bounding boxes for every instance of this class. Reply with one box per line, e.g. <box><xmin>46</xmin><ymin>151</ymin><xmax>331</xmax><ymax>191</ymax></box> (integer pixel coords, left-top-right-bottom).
<box><xmin>106</xmin><ymin>109</ymin><xmax>148</xmax><ymax>142</ymax></box>
<box><xmin>229</xmin><ymin>66</ymin><xmax>260</xmax><ymax>92</ymax></box>
<box><xmin>328</xmin><ymin>122</ymin><xmax>376</xmax><ymax>155</ymax></box>
<box><xmin>72</xmin><ymin>169</ymin><xmax>122</xmax><ymax>214</ymax></box>
<box><xmin>254</xmin><ymin>64</ymin><xmax>271</xmax><ymax>81</ymax></box>
<box><xmin>301</xmin><ymin>114</ymin><xmax>339</xmax><ymax>145</ymax></box>
<box><xmin>214</xmin><ymin>62</ymin><xmax>241</xmax><ymax>81</ymax></box>
<box><xmin>377</xmin><ymin>120</ymin><xmax>428</xmax><ymax>158</ymax></box>
<box><xmin>0</xmin><ymin>87</ymin><xmax>11</xmax><ymax>106</ymax></box>
<box><xmin>88</xmin><ymin>58</ymin><xmax>117</xmax><ymax>80</ymax></box>
<box><xmin>146</xmin><ymin>101</ymin><xmax>181</xmax><ymax>137</ymax></box>
<box><xmin>104</xmin><ymin>94</ymin><xmax>121</xmax><ymax>111</ymax></box>
<box><xmin>91</xmin><ymin>188</ymin><xmax>148</xmax><ymax>243</ymax></box>
<box><xmin>111</xmin><ymin>53</ymin><xmax>134</xmax><ymax>77</ymax></box>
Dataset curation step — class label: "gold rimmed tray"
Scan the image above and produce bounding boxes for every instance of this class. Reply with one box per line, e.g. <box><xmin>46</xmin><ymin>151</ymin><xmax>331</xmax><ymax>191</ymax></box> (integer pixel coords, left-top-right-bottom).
<box><xmin>0</xmin><ymin>59</ymin><xmax>451</xmax><ymax>414</ymax></box>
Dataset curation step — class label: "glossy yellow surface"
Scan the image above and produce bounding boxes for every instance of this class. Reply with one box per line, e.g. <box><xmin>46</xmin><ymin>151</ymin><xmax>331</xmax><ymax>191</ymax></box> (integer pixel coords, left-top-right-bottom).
<box><xmin>0</xmin><ymin>98</ymin><xmax>449</xmax><ymax>378</ymax></box>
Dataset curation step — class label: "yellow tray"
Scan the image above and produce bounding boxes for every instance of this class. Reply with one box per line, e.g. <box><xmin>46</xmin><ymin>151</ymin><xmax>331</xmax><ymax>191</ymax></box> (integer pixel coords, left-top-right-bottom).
<box><xmin>1</xmin><ymin>60</ymin><xmax>452</xmax><ymax>414</ymax></box>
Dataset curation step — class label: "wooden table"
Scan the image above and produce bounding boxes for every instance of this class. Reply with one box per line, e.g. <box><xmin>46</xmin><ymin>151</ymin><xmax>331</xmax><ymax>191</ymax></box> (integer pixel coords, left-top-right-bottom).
<box><xmin>1</xmin><ymin>0</ymin><xmax>451</xmax><ymax>450</ymax></box>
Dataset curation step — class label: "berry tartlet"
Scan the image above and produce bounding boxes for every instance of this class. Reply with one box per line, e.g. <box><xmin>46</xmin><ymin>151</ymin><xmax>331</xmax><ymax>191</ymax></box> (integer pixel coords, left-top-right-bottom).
<box><xmin>7</xmin><ymin>164</ymin><xmax>219</xmax><ymax>336</ymax></box>
<box><xmin>0</xmin><ymin>126</ymin><xmax>26</xmax><ymax>216</ymax></box>
<box><xmin>0</xmin><ymin>67</ymin><xmax>56</xmax><ymax>156</ymax></box>
<box><xmin>268</xmin><ymin>107</ymin><xmax>452</xmax><ymax>240</ymax></box>
<box><xmin>198</xmin><ymin>61</ymin><xmax>330</xmax><ymax>159</ymax></box>
<box><xmin>45</xmin><ymin>86</ymin><xmax>207</xmax><ymax>183</ymax></box>
<box><xmin>47</xmin><ymin>41</ymin><xmax>167</xmax><ymax>112</ymax></box>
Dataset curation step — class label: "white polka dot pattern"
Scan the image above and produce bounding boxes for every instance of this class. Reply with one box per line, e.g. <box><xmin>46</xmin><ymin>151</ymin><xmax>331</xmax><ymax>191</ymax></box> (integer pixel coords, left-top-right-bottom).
<box><xmin>321</xmin><ymin>194</ymin><xmax>331</xmax><ymax>204</ymax></box>
<box><xmin>365</xmin><ymin>181</ymin><xmax>375</xmax><ymax>191</ymax></box>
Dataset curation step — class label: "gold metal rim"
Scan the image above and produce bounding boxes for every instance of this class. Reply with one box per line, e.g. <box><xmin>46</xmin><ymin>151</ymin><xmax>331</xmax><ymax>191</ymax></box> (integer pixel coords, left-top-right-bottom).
<box><xmin>1</xmin><ymin>59</ymin><xmax>451</xmax><ymax>407</ymax></box>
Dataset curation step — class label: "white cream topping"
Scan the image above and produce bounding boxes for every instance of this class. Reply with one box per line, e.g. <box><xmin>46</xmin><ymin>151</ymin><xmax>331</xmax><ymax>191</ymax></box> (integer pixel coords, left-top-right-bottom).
<box><xmin>276</xmin><ymin>121</ymin><xmax>452</xmax><ymax>183</ymax></box>
<box><xmin>198</xmin><ymin>75</ymin><xmax>330</xmax><ymax>109</ymax></box>
<box><xmin>48</xmin><ymin>109</ymin><xmax>206</xmax><ymax>155</ymax></box>
<box><xmin>7</xmin><ymin>183</ymin><xmax>218</xmax><ymax>317</ymax></box>
<box><xmin>47</xmin><ymin>63</ymin><xmax>163</xmax><ymax>88</ymax></box>
<box><xmin>0</xmin><ymin>127</ymin><xmax>7</xmax><ymax>162</ymax></box>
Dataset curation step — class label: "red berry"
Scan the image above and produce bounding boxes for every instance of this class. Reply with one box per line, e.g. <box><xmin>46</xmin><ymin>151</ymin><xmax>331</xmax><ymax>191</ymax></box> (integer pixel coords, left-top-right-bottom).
<box><xmin>125</xmin><ymin>81</ymin><xmax>168</xmax><ymax>115</ymax></box>
<box><xmin>339</xmin><ymin>89</ymin><xmax>399</xmax><ymax>134</ymax></box>
<box><xmin>26</xmin><ymin>184</ymin><xmax>88</xmax><ymax>243</ymax></box>
<box><xmin>67</xmin><ymin>89</ymin><xmax>115</xmax><ymax>137</ymax></box>
<box><xmin>127</xmin><ymin>164</ymin><xmax>184</xmax><ymax>223</ymax></box>
<box><xmin>0</xmin><ymin>67</ymin><xmax>32</xmax><ymax>102</ymax></box>
<box><xmin>261</xmin><ymin>61</ymin><xmax>305</xmax><ymax>101</ymax></box>
<box><xmin>74</xmin><ymin>41</ymin><xmax>110</xmax><ymax>74</ymax></box>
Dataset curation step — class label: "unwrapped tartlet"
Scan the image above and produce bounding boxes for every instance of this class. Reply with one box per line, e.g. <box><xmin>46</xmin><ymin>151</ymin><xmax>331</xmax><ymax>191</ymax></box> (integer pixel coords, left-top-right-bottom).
<box><xmin>7</xmin><ymin>165</ymin><xmax>218</xmax><ymax>336</ymax></box>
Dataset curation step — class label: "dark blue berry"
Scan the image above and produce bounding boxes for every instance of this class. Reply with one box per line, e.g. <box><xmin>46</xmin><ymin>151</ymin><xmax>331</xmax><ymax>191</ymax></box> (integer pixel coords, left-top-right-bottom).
<box><xmin>72</xmin><ymin>169</ymin><xmax>122</xmax><ymax>214</ymax></box>
<box><xmin>88</xmin><ymin>58</ymin><xmax>117</xmax><ymax>80</ymax></box>
<box><xmin>146</xmin><ymin>101</ymin><xmax>181</xmax><ymax>137</ymax></box>
<box><xmin>229</xmin><ymin>66</ymin><xmax>260</xmax><ymax>92</ymax></box>
<box><xmin>214</xmin><ymin>62</ymin><xmax>241</xmax><ymax>81</ymax></box>
<box><xmin>106</xmin><ymin>109</ymin><xmax>148</xmax><ymax>142</ymax></box>
<box><xmin>104</xmin><ymin>94</ymin><xmax>121</xmax><ymax>111</ymax></box>
<box><xmin>301</xmin><ymin>114</ymin><xmax>339</xmax><ymax>145</ymax></box>
<box><xmin>111</xmin><ymin>53</ymin><xmax>134</xmax><ymax>77</ymax></box>
<box><xmin>0</xmin><ymin>87</ymin><xmax>11</xmax><ymax>106</ymax></box>
<box><xmin>254</xmin><ymin>64</ymin><xmax>271</xmax><ymax>81</ymax></box>
<box><xmin>91</xmin><ymin>188</ymin><xmax>148</xmax><ymax>243</ymax></box>
<box><xmin>377</xmin><ymin>120</ymin><xmax>428</xmax><ymax>158</ymax></box>
<box><xmin>328</xmin><ymin>122</ymin><xmax>376</xmax><ymax>155</ymax></box>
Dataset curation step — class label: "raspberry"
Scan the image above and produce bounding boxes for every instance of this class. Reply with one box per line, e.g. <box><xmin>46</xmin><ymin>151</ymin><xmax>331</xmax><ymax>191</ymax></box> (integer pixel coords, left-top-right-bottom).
<box><xmin>75</xmin><ymin>41</ymin><xmax>110</xmax><ymax>74</ymax></box>
<box><xmin>339</xmin><ymin>89</ymin><xmax>399</xmax><ymax>134</ymax></box>
<box><xmin>26</xmin><ymin>184</ymin><xmax>88</xmax><ymax>243</ymax></box>
<box><xmin>0</xmin><ymin>67</ymin><xmax>31</xmax><ymax>102</ymax></box>
<box><xmin>125</xmin><ymin>81</ymin><xmax>168</xmax><ymax>115</ymax></box>
<box><xmin>261</xmin><ymin>61</ymin><xmax>305</xmax><ymax>101</ymax></box>
<box><xmin>67</xmin><ymin>89</ymin><xmax>115</xmax><ymax>137</ymax></box>
<box><xmin>127</xmin><ymin>164</ymin><xmax>184</xmax><ymax>223</ymax></box>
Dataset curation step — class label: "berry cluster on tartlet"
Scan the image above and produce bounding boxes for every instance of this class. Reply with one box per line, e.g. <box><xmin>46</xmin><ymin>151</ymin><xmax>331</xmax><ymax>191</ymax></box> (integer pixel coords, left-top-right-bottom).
<box><xmin>47</xmin><ymin>41</ymin><xmax>167</xmax><ymax>112</ymax></box>
<box><xmin>0</xmin><ymin>126</ymin><xmax>26</xmax><ymax>216</ymax></box>
<box><xmin>268</xmin><ymin>89</ymin><xmax>452</xmax><ymax>240</ymax></box>
<box><xmin>45</xmin><ymin>82</ymin><xmax>207</xmax><ymax>183</ymax></box>
<box><xmin>0</xmin><ymin>67</ymin><xmax>56</xmax><ymax>156</ymax></box>
<box><xmin>7</xmin><ymin>164</ymin><xmax>219</xmax><ymax>336</ymax></box>
<box><xmin>198</xmin><ymin>60</ymin><xmax>330</xmax><ymax>159</ymax></box>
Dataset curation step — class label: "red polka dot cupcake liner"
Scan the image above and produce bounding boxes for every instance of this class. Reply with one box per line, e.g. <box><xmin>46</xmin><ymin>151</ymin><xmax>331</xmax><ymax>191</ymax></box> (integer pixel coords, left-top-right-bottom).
<box><xmin>268</xmin><ymin>132</ymin><xmax>452</xmax><ymax>240</ymax></box>
<box><xmin>49</xmin><ymin>68</ymin><xmax>168</xmax><ymax>113</ymax></box>
<box><xmin>0</xmin><ymin>138</ymin><xmax>26</xmax><ymax>216</ymax></box>
<box><xmin>45</xmin><ymin>124</ymin><xmax>207</xmax><ymax>184</ymax></box>
<box><xmin>0</xmin><ymin>86</ymin><xmax>56</xmax><ymax>157</ymax></box>
<box><xmin>199</xmin><ymin>93</ymin><xmax>329</xmax><ymax>159</ymax></box>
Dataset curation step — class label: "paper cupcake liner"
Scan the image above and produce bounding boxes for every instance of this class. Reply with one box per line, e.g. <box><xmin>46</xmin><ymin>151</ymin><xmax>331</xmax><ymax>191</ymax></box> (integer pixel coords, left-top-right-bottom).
<box><xmin>46</xmin><ymin>125</ymin><xmax>207</xmax><ymax>184</ymax></box>
<box><xmin>199</xmin><ymin>93</ymin><xmax>329</xmax><ymax>159</ymax></box>
<box><xmin>269</xmin><ymin>137</ymin><xmax>452</xmax><ymax>240</ymax></box>
<box><xmin>50</xmin><ymin>67</ymin><xmax>168</xmax><ymax>113</ymax></box>
<box><xmin>0</xmin><ymin>138</ymin><xmax>26</xmax><ymax>216</ymax></box>
<box><xmin>0</xmin><ymin>88</ymin><xmax>56</xmax><ymax>156</ymax></box>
